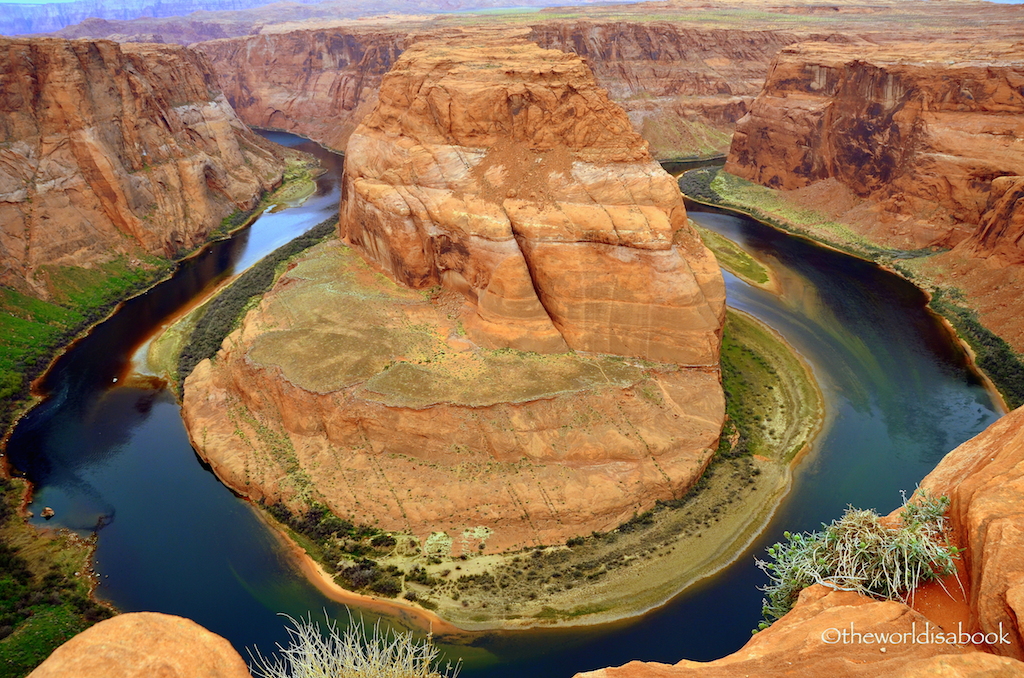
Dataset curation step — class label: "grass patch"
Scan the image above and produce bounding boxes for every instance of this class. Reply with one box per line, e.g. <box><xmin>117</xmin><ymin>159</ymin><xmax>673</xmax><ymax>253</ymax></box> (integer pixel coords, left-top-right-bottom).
<box><xmin>720</xmin><ymin>309</ymin><xmax>819</xmax><ymax>462</ymax></box>
<box><xmin>0</xmin><ymin>257</ymin><xmax>169</xmax><ymax>433</ymax></box>
<box><xmin>641</xmin><ymin>115</ymin><xmax>732</xmax><ymax>161</ymax></box>
<box><xmin>929</xmin><ymin>289</ymin><xmax>1024</xmax><ymax>409</ymax></box>
<box><xmin>0</xmin><ymin>478</ymin><xmax>113</xmax><ymax>677</ymax></box>
<box><xmin>692</xmin><ymin>223</ymin><xmax>770</xmax><ymax>286</ymax></box>
<box><xmin>250</xmin><ymin>612</ymin><xmax>460</xmax><ymax>678</ymax></box>
<box><xmin>175</xmin><ymin>216</ymin><xmax>339</xmax><ymax>385</ymax></box>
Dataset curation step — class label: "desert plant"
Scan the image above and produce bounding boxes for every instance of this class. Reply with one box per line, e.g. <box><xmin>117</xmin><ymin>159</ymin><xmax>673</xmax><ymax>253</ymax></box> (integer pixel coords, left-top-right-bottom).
<box><xmin>250</xmin><ymin>611</ymin><xmax>460</xmax><ymax>678</ymax></box>
<box><xmin>755</xmin><ymin>491</ymin><xmax>959</xmax><ymax>629</ymax></box>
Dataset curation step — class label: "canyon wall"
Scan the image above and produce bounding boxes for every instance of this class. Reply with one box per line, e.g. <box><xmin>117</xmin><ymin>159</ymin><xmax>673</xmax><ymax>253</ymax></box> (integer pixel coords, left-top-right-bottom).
<box><xmin>194</xmin><ymin>22</ymin><xmax>818</xmax><ymax>159</ymax></box>
<box><xmin>726</xmin><ymin>41</ymin><xmax>1024</xmax><ymax>251</ymax></box>
<box><xmin>576</xmin><ymin>405</ymin><xmax>1024</xmax><ymax>677</ymax></box>
<box><xmin>193</xmin><ymin>29</ymin><xmax>417</xmax><ymax>153</ymax></box>
<box><xmin>0</xmin><ymin>37</ymin><xmax>284</xmax><ymax>297</ymax></box>
<box><xmin>182</xmin><ymin>36</ymin><xmax>726</xmax><ymax>554</ymax></box>
<box><xmin>724</xmin><ymin>40</ymin><xmax>1024</xmax><ymax>351</ymax></box>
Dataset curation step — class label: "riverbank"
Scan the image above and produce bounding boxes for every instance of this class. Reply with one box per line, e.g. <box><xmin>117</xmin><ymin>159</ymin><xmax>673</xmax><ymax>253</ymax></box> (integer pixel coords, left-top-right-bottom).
<box><xmin>0</xmin><ymin>149</ymin><xmax>320</xmax><ymax>446</ymax></box>
<box><xmin>158</xmin><ymin>253</ymin><xmax>822</xmax><ymax>632</ymax></box>
<box><xmin>679</xmin><ymin>167</ymin><xmax>1022</xmax><ymax>412</ymax></box>
<box><xmin>0</xmin><ymin>143</ymin><xmax>321</xmax><ymax>677</ymax></box>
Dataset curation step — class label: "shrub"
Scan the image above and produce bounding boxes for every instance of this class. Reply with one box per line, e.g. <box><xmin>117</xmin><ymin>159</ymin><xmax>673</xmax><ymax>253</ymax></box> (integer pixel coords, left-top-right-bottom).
<box><xmin>755</xmin><ymin>491</ymin><xmax>959</xmax><ymax>629</ymax></box>
<box><xmin>250</xmin><ymin>612</ymin><xmax>460</xmax><ymax>678</ymax></box>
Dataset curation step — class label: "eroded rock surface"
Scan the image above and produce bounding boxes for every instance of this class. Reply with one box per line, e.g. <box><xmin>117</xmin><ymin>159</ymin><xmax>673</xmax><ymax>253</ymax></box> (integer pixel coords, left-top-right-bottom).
<box><xmin>341</xmin><ymin>37</ymin><xmax>725</xmax><ymax>364</ymax></box>
<box><xmin>194</xmin><ymin>23</ymin><xmax>811</xmax><ymax>159</ymax></box>
<box><xmin>726</xmin><ymin>41</ymin><xmax>1024</xmax><ymax>251</ymax></box>
<box><xmin>27</xmin><ymin>612</ymin><xmax>251</xmax><ymax>678</ymax></box>
<box><xmin>182</xmin><ymin>37</ymin><xmax>726</xmax><ymax>554</ymax></box>
<box><xmin>920</xmin><ymin>404</ymin><xmax>1024</xmax><ymax>660</ymax></box>
<box><xmin>0</xmin><ymin>37</ymin><xmax>284</xmax><ymax>296</ymax></box>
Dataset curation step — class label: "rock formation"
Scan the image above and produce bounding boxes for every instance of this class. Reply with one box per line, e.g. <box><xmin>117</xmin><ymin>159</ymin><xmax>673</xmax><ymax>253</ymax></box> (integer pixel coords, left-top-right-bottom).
<box><xmin>193</xmin><ymin>23</ymin><xmax>816</xmax><ymax>160</ymax></box>
<box><xmin>575</xmin><ymin>404</ymin><xmax>1024</xmax><ymax>677</ymax></box>
<box><xmin>726</xmin><ymin>41</ymin><xmax>1024</xmax><ymax>251</ymax></box>
<box><xmin>724</xmin><ymin>40</ymin><xmax>1024</xmax><ymax>351</ymax></box>
<box><xmin>193</xmin><ymin>29</ymin><xmax>415</xmax><ymax>154</ymax></box>
<box><xmin>181</xmin><ymin>37</ymin><xmax>725</xmax><ymax>554</ymax></box>
<box><xmin>341</xmin><ymin>36</ymin><xmax>725</xmax><ymax>364</ymax></box>
<box><xmin>0</xmin><ymin>37</ymin><xmax>284</xmax><ymax>296</ymax></box>
<box><xmin>27</xmin><ymin>612</ymin><xmax>251</xmax><ymax>678</ymax></box>
<box><xmin>919</xmin><ymin>404</ymin><xmax>1024</xmax><ymax>660</ymax></box>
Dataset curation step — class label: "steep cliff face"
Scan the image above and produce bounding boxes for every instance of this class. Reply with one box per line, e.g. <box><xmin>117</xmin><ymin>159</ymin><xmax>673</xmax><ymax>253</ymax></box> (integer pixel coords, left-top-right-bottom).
<box><xmin>919</xmin><ymin>404</ymin><xmax>1024</xmax><ymax>660</ymax></box>
<box><xmin>182</xmin><ymin>37</ymin><xmax>725</xmax><ymax>554</ymax></box>
<box><xmin>194</xmin><ymin>23</ymin><xmax>814</xmax><ymax>159</ymax></box>
<box><xmin>0</xmin><ymin>37</ymin><xmax>284</xmax><ymax>296</ymax></box>
<box><xmin>726</xmin><ymin>41</ymin><xmax>1024</xmax><ymax>250</ymax></box>
<box><xmin>576</xmin><ymin>405</ymin><xmax>1024</xmax><ymax>678</ymax></box>
<box><xmin>341</xmin><ymin>36</ymin><xmax>725</xmax><ymax>364</ymax></box>
<box><xmin>193</xmin><ymin>29</ymin><xmax>414</xmax><ymax>154</ymax></box>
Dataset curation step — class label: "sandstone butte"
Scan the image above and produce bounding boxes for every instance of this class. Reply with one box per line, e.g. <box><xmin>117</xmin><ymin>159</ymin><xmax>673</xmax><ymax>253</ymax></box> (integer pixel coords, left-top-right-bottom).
<box><xmin>725</xmin><ymin>41</ymin><xmax>1024</xmax><ymax>350</ymax></box>
<box><xmin>0</xmin><ymin>37</ymin><xmax>285</xmax><ymax>297</ymax></box>
<box><xmin>181</xmin><ymin>36</ymin><xmax>727</xmax><ymax>555</ymax></box>
<box><xmin>32</xmin><ymin>405</ymin><xmax>1024</xmax><ymax>677</ymax></box>
<box><xmin>574</xmin><ymin>404</ymin><xmax>1024</xmax><ymax>678</ymax></box>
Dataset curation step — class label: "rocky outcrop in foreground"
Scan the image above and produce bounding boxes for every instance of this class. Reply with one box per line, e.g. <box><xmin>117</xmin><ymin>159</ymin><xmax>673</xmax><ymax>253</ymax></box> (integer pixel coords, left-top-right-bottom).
<box><xmin>576</xmin><ymin>405</ymin><xmax>1024</xmax><ymax>677</ymax></box>
<box><xmin>0</xmin><ymin>37</ymin><xmax>284</xmax><ymax>296</ymax></box>
<box><xmin>27</xmin><ymin>612</ymin><xmax>251</xmax><ymax>678</ymax></box>
<box><xmin>182</xmin><ymin>37</ymin><xmax>725</xmax><ymax>554</ymax></box>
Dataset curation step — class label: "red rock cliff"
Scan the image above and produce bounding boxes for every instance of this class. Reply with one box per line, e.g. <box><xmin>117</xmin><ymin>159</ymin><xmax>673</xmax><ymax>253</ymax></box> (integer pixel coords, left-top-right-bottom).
<box><xmin>726</xmin><ymin>41</ymin><xmax>1024</xmax><ymax>250</ymax></box>
<box><xmin>0</xmin><ymin>37</ymin><xmax>284</xmax><ymax>296</ymax></box>
<box><xmin>194</xmin><ymin>23</ymin><xmax>817</xmax><ymax>159</ymax></box>
<box><xmin>341</xmin><ymin>35</ymin><xmax>725</xmax><ymax>364</ymax></box>
<box><xmin>182</xmin><ymin>36</ymin><xmax>726</xmax><ymax>555</ymax></box>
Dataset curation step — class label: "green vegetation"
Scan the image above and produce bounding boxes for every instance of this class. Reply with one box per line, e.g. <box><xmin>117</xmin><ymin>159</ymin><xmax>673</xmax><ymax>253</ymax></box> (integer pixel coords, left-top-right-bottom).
<box><xmin>679</xmin><ymin>167</ymin><xmax>1024</xmax><ymax>411</ymax></box>
<box><xmin>692</xmin><ymin>223</ymin><xmax>770</xmax><ymax>287</ymax></box>
<box><xmin>756</xmin><ymin>492</ymin><xmax>958</xmax><ymax>630</ymax></box>
<box><xmin>930</xmin><ymin>289</ymin><xmax>1024</xmax><ymax>409</ymax></box>
<box><xmin>720</xmin><ymin>309</ymin><xmax>820</xmax><ymax>462</ymax></box>
<box><xmin>175</xmin><ymin>216</ymin><xmax>339</xmax><ymax>384</ymax></box>
<box><xmin>0</xmin><ymin>478</ymin><xmax>113</xmax><ymax>678</ymax></box>
<box><xmin>0</xmin><ymin>258</ymin><xmax>167</xmax><ymax>433</ymax></box>
<box><xmin>640</xmin><ymin>115</ymin><xmax>732</xmax><ymax>161</ymax></box>
<box><xmin>250</xmin><ymin>612</ymin><xmax>460</xmax><ymax>678</ymax></box>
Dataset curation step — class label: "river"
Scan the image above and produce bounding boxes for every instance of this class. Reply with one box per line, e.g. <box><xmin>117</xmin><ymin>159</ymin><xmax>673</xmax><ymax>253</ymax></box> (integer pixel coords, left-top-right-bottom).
<box><xmin>3</xmin><ymin>136</ymin><xmax>1002</xmax><ymax>676</ymax></box>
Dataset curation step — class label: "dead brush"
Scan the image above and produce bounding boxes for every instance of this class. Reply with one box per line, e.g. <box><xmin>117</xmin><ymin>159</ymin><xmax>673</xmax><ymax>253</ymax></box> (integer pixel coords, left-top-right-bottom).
<box><xmin>756</xmin><ymin>491</ymin><xmax>960</xmax><ymax>629</ymax></box>
<box><xmin>250</xmin><ymin>611</ymin><xmax>460</xmax><ymax>678</ymax></box>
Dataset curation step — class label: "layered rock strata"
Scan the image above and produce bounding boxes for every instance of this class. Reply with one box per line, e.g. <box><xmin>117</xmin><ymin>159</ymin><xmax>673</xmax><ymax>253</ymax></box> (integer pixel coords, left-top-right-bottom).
<box><xmin>193</xmin><ymin>23</ymin><xmax>817</xmax><ymax>159</ymax></box>
<box><xmin>182</xmin><ymin>38</ymin><xmax>726</xmax><ymax>554</ymax></box>
<box><xmin>193</xmin><ymin>29</ymin><xmax>417</xmax><ymax>154</ymax></box>
<box><xmin>341</xmin><ymin>37</ymin><xmax>725</xmax><ymax>364</ymax></box>
<box><xmin>724</xmin><ymin>40</ymin><xmax>1024</xmax><ymax>351</ymax></box>
<box><xmin>576</xmin><ymin>404</ymin><xmax>1024</xmax><ymax>677</ymax></box>
<box><xmin>726</xmin><ymin>41</ymin><xmax>1024</xmax><ymax>251</ymax></box>
<box><xmin>0</xmin><ymin>37</ymin><xmax>284</xmax><ymax>296</ymax></box>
